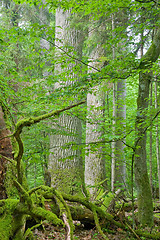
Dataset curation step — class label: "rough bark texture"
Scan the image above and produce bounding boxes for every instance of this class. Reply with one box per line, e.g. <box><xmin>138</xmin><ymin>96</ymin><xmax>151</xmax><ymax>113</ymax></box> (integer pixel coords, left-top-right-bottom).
<box><xmin>49</xmin><ymin>9</ymin><xmax>84</xmax><ymax>195</ymax></box>
<box><xmin>135</xmin><ymin>71</ymin><xmax>153</xmax><ymax>225</ymax></box>
<box><xmin>85</xmin><ymin>36</ymin><xmax>107</xmax><ymax>195</ymax></box>
<box><xmin>0</xmin><ymin>107</ymin><xmax>13</xmax><ymax>199</ymax></box>
<box><xmin>85</xmin><ymin>87</ymin><xmax>106</xmax><ymax>195</ymax></box>
<box><xmin>49</xmin><ymin>114</ymin><xmax>83</xmax><ymax>195</ymax></box>
<box><xmin>135</xmin><ymin>28</ymin><xmax>160</xmax><ymax>226</ymax></box>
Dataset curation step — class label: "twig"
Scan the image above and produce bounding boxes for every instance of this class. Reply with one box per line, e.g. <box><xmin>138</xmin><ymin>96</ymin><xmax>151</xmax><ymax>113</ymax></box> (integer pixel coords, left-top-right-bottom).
<box><xmin>91</xmin><ymin>205</ymin><xmax>109</xmax><ymax>240</ymax></box>
<box><xmin>0</xmin><ymin>133</ymin><xmax>14</xmax><ymax>141</ymax></box>
<box><xmin>125</xmin><ymin>222</ymin><xmax>141</xmax><ymax>240</ymax></box>
<box><xmin>62</xmin><ymin>213</ymin><xmax>71</xmax><ymax>240</ymax></box>
<box><xmin>0</xmin><ymin>153</ymin><xmax>14</xmax><ymax>164</ymax></box>
<box><xmin>54</xmin><ymin>190</ymin><xmax>74</xmax><ymax>240</ymax></box>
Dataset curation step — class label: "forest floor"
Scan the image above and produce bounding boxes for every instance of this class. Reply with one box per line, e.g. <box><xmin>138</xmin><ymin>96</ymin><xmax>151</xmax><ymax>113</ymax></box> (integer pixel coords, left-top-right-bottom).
<box><xmin>32</xmin><ymin>199</ymin><xmax>160</xmax><ymax>239</ymax></box>
<box><xmin>33</xmin><ymin>222</ymin><xmax>137</xmax><ymax>240</ymax></box>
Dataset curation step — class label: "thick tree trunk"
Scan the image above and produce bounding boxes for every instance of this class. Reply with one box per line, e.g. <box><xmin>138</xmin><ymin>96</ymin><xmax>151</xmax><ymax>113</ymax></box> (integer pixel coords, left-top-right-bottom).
<box><xmin>49</xmin><ymin>9</ymin><xmax>84</xmax><ymax>195</ymax></box>
<box><xmin>85</xmin><ymin>34</ymin><xmax>107</xmax><ymax>195</ymax></box>
<box><xmin>49</xmin><ymin>114</ymin><xmax>83</xmax><ymax>195</ymax></box>
<box><xmin>85</xmin><ymin>86</ymin><xmax>106</xmax><ymax>195</ymax></box>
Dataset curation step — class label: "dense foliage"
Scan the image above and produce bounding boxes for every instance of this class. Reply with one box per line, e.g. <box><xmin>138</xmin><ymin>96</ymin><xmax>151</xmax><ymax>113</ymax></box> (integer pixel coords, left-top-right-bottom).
<box><xmin>0</xmin><ymin>0</ymin><xmax>160</xmax><ymax>239</ymax></box>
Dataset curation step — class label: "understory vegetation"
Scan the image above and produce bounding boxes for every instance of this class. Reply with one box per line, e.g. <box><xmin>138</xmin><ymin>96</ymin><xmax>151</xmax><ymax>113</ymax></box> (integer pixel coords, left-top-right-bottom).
<box><xmin>1</xmin><ymin>0</ymin><xmax>160</xmax><ymax>239</ymax></box>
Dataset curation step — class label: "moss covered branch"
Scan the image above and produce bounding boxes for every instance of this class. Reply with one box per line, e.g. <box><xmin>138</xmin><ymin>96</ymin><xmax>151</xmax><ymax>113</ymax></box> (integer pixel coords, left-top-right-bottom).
<box><xmin>12</xmin><ymin>101</ymin><xmax>85</xmax><ymax>185</ymax></box>
<box><xmin>2</xmin><ymin>183</ymin><xmax>160</xmax><ymax>239</ymax></box>
<box><xmin>54</xmin><ymin>190</ymin><xmax>74</xmax><ymax>240</ymax></box>
<box><xmin>14</xmin><ymin>100</ymin><xmax>85</xmax><ymax>135</ymax></box>
<box><xmin>139</xmin><ymin>28</ymin><xmax>160</xmax><ymax>68</ymax></box>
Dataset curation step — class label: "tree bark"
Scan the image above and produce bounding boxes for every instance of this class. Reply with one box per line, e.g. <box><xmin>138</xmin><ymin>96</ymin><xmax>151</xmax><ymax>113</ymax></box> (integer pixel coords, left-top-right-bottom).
<box><xmin>0</xmin><ymin>106</ymin><xmax>13</xmax><ymax>199</ymax></box>
<box><xmin>115</xmin><ymin>79</ymin><xmax>126</xmax><ymax>188</ymax></box>
<box><xmin>149</xmin><ymin>82</ymin><xmax>153</xmax><ymax>195</ymax></box>
<box><xmin>111</xmin><ymin>14</ymin><xmax>126</xmax><ymax>191</ymax></box>
<box><xmin>49</xmin><ymin>8</ymin><xmax>85</xmax><ymax>195</ymax></box>
<box><xmin>155</xmin><ymin>79</ymin><xmax>160</xmax><ymax>200</ymax></box>
<box><xmin>135</xmin><ymin>71</ymin><xmax>153</xmax><ymax>225</ymax></box>
<box><xmin>85</xmin><ymin>22</ymin><xmax>107</xmax><ymax>195</ymax></box>
<box><xmin>135</xmin><ymin>28</ymin><xmax>160</xmax><ymax>226</ymax></box>
<box><xmin>111</xmin><ymin>14</ymin><xmax>116</xmax><ymax>192</ymax></box>
<box><xmin>85</xmin><ymin>84</ymin><xmax>106</xmax><ymax>195</ymax></box>
<box><xmin>111</xmin><ymin>81</ymin><xmax>116</xmax><ymax>192</ymax></box>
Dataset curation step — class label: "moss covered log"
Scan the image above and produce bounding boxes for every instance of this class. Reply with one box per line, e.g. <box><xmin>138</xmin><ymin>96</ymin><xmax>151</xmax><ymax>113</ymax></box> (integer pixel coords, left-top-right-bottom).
<box><xmin>0</xmin><ymin>190</ymin><xmax>64</xmax><ymax>240</ymax></box>
<box><xmin>1</xmin><ymin>184</ymin><xmax>160</xmax><ymax>239</ymax></box>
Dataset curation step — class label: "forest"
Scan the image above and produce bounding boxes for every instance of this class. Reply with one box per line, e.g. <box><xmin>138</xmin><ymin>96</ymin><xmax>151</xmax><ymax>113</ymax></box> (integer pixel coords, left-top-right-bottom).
<box><xmin>0</xmin><ymin>0</ymin><xmax>160</xmax><ymax>239</ymax></box>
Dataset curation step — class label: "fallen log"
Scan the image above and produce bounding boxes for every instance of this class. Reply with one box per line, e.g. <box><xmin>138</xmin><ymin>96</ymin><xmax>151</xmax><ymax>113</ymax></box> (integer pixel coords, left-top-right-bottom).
<box><xmin>2</xmin><ymin>184</ymin><xmax>160</xmax><ymax>240</ymax></box>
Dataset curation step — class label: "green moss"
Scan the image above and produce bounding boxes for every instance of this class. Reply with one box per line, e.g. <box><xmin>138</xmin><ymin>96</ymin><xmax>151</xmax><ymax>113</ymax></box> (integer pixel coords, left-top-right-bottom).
<box><xmin>135</xmin><ymin>229</ymin><xmax>160</xmax><ymax>240</ymax></box>
<box><xmin>50</xmin><ymin>167</ymin><xmax>83</xmax><ymax>196</ymax></box>
<box><xmin>32</xmin><ymin>191</ymin><xmax>45</xmax><ymax>208</ymax></box>
<box><xmin>55</xmin><ymin>190</ymin><xmax>74</xmax><ymax>239</ymax></box>
<box><xmin>90</xmin><ymin>204</ymin><xmax>109</xmax><ymax>240</ymax></box>
<box><xmin>5</xmin><ymin>160</ymin><xmax>29</xmax><ymax>199</ymax></box>
<box><xmin>12</xmin><ymin>214</ymin><xmax>26</xmax><ymax>240</ymax></box>
<box><xmin>136</xmin><ymin>173</ymin><xmax>153</xmax><ymax>226</ymax></box>
<box><xmin>100</xmin><ymin>192</ymin><xmax>114</xmax><ymax>212</ymax></box>
<box><xmin>0</xmin><ymin>199</ymin><xmax>19</xmax><ymax>240</ymax></box>
<box><xmin>5</xmin><ymin>162</ymin><xmax>18</xmax><ymax>198</ymax></box>
<box><xmin>32</xmin><ymin>206</ymin><xmax>64</xmax><ymax>226</ymax></box>
<box><xmin>24</xmin><ymin>222</ymin><xmax>42</xmax><ymax>240</ymax></box>
<box><xmin>140</xmin><ymin>43</ymin><xmax>156</xmax><ymax>68</ymax></box>
<box><xmin>16</xmin><ymin>118</ymin><xmax>33</xmax><ymax>131</ymax></box>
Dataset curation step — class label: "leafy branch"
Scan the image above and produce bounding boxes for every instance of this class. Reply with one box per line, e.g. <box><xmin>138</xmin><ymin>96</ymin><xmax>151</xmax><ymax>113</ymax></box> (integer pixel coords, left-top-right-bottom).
<box><xmin>12</xmin><ymin>100</ymin><xmax>85</xmax><ymax>184</ymax></box>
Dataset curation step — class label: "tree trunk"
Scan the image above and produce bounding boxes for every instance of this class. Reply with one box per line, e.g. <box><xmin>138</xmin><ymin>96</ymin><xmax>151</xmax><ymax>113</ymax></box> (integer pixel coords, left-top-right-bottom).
<box><xmin>49</xmin><ymin>9</ymin><xmax>84</xmax><ymax>195</ymax></box>
<box><xmin>39</xmin><ymin>0</ymin><xmax>50</xmax><ymax>77</ymax></box>
<box><xmin>0</xmin><ymin>106</ymin><xmax>13</xmax><ymax>199</ymax></box>
<box><xmin>115</xmin><ymin>79</ymin><xmax>126</xmax><ymax>188</ymax></box>
<box><xmin>85</xmin><ymin>85</ymin><xmax>106</xmax><ymax>195</ymax></box>
<box><xmin>135</xmin><ymin>70</ymin><xmax>153</xmax><ymax>226</ymax></box>
<box><xmin>149</xmin><ymin>82</ymin><xmax>153</xmax><ymax>195</ymax></box>
<box><xmin>134</xmin><ymin>28</ymin><xmax>160</xmax><ymax>226</ymax></box>
<box><xmin>111</xmin><ymin>14</ymin><xmax>126</xmax><ymax>191</ymax></box>
<box><xmin>85</xmin><ymin>22</ymin><xmax>107</xmax><ymax>195</ymax></box>
<box><xmin>155</xmin><ymin>79</ymin><xmax>160</xmax><ymax>200</ymax></box>
<box><xmin>111</xmin><ymin>81</ymin><xmax>116</xmax><ymax>192</ymax></box>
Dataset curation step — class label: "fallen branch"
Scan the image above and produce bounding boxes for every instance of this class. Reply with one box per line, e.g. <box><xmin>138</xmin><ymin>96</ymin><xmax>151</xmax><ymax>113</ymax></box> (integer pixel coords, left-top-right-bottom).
<box><xmin>63</xmin><ymin>213</ymin><xmax>71</xmax><ymax>240</ymax></box>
